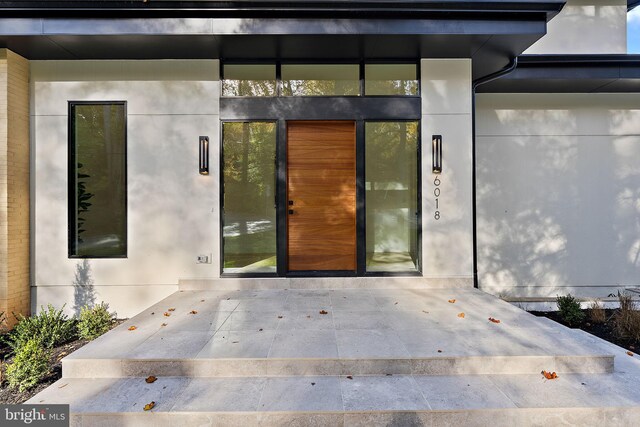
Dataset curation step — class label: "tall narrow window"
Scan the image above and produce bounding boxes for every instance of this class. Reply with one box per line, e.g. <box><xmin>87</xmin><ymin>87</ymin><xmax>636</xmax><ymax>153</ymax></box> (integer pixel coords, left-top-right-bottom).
<box><xmin>365</xmin><ymin>122</ymin><xmax>419</xmax><ymax>272</ymax></box>
<box><xmin>222</xmin><ymin>122</ymin><xmax>277</xmax><ymax>273</ymax></box>
<box><xmin>69</xmin><ymin>102</ymin><xmax>127</xmax><ymax>258</ymax></box>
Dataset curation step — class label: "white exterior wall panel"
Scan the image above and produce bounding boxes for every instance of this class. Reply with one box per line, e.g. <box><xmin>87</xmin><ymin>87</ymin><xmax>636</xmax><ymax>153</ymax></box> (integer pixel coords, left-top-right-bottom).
<box><xmin>421</xmin><ymin>59</ymin><xmax>474</xmax><ymax>282</ymax></box>
<box><xmin>476</xmin><ymin>93</ymin><xmax>640</xmax><ymax>298</ymax></box>
<box><xmin>525</xmin><ymin>0</ymin><xmax>627</xmax><ymax>54</ymax></box>
<box><xmin>31</xmin><ymin>60</ymin><xmax>220</xmax><ymax>317</ymax></box>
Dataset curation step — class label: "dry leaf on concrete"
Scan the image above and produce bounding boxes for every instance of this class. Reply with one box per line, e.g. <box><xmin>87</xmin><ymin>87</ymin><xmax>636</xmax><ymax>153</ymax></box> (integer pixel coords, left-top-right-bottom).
<box><xmin>448</xmin><ymin>299</ymin><xmax>456</xmax><ymax>304</ymax></box>
<box><xmin>541</xmin><ymin>370</ymin><xmax>558</xmax><ymax>380</ymax></box>
<box><xmin>319</xmin><ymin>310</ymin><xmax>328</xmax><ymax>315</ymax></box>
<box><xmin>457</xmin><ymin>313</ymin><xmax>465</xmax><ymax>318</ymax></box>
<box><xmin>128</xmin><ymin>326</ymin><xmax>137</xmax><ymax>331</ymax></box>
<box><xmin>189</xmin><ymin>310</ymin><xmax>198</xmax><ymax>315</ymax></box>
<box><xmin>627</xmin><ymin>351</ymin><xmax>634</xmax><ymax>357</ymax></box>
<box><xmin>164</xmin><ymin>312</ymin><xmax>171</xmax><ymax>317</ymax></box>
<box><xmin>145</xmin><ymin>376</ymin><xmax>157</xmax><ymax>383</ymax></box>
<box><xmin>143</xmin><ymin>401</ymin><xmax>155</xmax><ymax>411</ymax></box>
<box><xmin>488</xmin><ymin>317</ymin><xmax>501</xmax><ymax>324</ymax></box>
<box><xmin>168</xmin><ymin>308</ymin><xmax>176</xmax><ymax>312</ymax></box>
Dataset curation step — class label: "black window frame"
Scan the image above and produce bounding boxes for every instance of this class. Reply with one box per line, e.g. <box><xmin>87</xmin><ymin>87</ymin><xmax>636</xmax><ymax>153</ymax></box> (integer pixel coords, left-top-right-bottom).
<box><xmin>68</xmin><ymin>100</ymin><xmax>128</xmax><ymax>259</ymax></box>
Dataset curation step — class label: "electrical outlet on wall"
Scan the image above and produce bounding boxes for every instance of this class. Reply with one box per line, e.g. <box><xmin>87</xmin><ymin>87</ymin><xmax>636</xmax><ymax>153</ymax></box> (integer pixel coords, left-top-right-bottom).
<box><xmin>197</xmin><ymin>255</ymin><xmax>210</xmax><ymax>264</ymax></box>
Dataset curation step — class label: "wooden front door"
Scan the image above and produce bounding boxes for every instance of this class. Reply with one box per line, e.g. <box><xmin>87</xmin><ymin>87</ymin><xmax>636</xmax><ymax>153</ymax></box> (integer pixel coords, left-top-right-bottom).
<box><xmin>287</xmin><ymin>121</ymin><xmax>356</xmax><ymax>271</ymax></box>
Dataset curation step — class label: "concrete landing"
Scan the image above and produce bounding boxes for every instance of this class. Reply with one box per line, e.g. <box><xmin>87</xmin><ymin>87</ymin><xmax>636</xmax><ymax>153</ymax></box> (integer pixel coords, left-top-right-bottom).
<box><xmin>28</xmin><ymin>287</ymin><xmax>640</xmax><ymax>425</ymax></box>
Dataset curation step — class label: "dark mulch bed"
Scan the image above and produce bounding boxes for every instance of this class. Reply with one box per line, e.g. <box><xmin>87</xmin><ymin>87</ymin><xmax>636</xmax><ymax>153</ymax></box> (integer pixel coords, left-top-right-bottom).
<box><xmin>530</xmin><ymin>309</ymin><xmax>638</xmax><ymax>354</ymax></box>
<box><xmin>0</xmin><ymin>320</ymin><xmax>125</xmax><ymax>404</ymax></box>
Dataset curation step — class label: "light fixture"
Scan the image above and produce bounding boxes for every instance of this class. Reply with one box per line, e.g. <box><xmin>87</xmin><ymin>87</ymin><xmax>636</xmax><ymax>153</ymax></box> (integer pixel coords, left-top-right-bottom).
<box><xmin>432</xmin><ymin>135</ymin><xmax>442</xmax><ymax>174</ymax></box>
<box><xmin>199</xmin><ymin>136</ymin><xmax>209</xmax><ymax>175</ymax></box>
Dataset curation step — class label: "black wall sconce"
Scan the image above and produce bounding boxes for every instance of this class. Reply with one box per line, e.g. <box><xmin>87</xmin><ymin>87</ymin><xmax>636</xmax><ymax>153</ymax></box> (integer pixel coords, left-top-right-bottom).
<box><xmin>199</xmin><ymin>136</ymin><xmax>209</xmax><ymax>175</ymax></box>
<box><xmin>432</xmin><ymin>135</ymin><xmax>442</xmax><ymax>174</ymax></box>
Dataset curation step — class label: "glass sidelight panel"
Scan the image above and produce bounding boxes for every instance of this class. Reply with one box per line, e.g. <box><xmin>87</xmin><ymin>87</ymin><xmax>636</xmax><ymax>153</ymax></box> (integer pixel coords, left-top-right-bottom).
<box><xmin>365</xmin><ymin>122</ymin><xmax>419</xmax><ymax>272</ymax></box>
<box><xmin>222</xmin><ymin>122</ymin><xmax>277</xmax><ymax>273</ymax></box>
<box><xmin>282</xmin><ymin>64</ymin><xmax>360</xmax><ymax>96</ymax></box>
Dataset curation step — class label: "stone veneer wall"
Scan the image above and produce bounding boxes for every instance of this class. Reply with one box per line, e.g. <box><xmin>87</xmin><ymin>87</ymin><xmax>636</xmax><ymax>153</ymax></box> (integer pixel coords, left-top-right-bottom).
<box><xmin>0</xmin><ymin>49</ymin><xmax>30</xmax><ymax>328</ymax></box>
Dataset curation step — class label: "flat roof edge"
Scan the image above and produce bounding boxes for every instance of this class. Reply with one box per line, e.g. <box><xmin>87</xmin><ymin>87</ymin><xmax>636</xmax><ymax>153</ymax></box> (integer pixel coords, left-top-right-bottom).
<box><xmin>477</xmin><ymin>54</ymin><xmax>640</xmax><ymax>93</ymax></box>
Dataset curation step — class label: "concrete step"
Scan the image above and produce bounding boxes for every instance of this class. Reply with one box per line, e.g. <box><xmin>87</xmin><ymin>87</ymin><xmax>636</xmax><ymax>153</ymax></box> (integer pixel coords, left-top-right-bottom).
<box><xmin>27</xmin><ymin>287</ymin><xmax>640</xmax><ymax>425</ymax></box>
<box><xmin>27</xmin><ymin>373</ymin><xmax>640</xmax><ymax>426</ymax></box>
<box><xmin>179</xmin><ymin>277</ymin><xmax>472</xmax><ymax>291</ymax></box>
<box><xmin>60</xmin><ymin>289</ymin><xmax>615</xmax><ymax>378</ymax></box>
<box><xmin>62</xmin><ymin>354</ymin><xmax>613</xmax><ymax>378</ymax></box>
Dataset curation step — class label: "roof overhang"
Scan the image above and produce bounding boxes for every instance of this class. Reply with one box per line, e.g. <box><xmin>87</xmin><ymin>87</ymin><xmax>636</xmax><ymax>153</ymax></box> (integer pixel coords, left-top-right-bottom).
<box><xmin>0</xmin><ymin>1</ymin><xmax>566</xmax><ymax>19</ymax></box>
<box><xmin>0</xmin><ymin>1</ymin><xmax>566</xmax><ymax>79</ymax></box>
<box><xmin>477</xmin><ymin>55</ymin><xmax>640</xmax><ymax>93</ymax></box>
<box><xmin>629</xmin><ymin>0</ymin><xmax>640</xmax><ymax>11</ymax></box>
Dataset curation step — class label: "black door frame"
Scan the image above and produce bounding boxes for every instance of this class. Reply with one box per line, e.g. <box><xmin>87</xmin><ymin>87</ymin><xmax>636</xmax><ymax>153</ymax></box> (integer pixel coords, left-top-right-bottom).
<box><xmin>220</xmin><ymin>62</ymin><xmax>422</xmax><ymax>277</ymax></box>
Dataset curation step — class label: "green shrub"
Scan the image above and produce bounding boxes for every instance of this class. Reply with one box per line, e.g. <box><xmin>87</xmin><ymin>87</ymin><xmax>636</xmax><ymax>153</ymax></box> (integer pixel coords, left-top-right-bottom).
<box><xmin>9</xmin><ymin>304</ymin><xmax>77</xmax><ymax>351</ymax></box>
<box><xmin>77</xmin><ymin>302</ymin><xmax>115</xmax><ymax>340</ymax></box>
<box><xmin>611</xmin><ymin>291</ymin><xmax>640</xmax><ymax>342</ymax></box>
<box><xmin>6</xmin><ymin>338</ymin><xmax>51</xmax><ymax>392</ymax></box>
<box><xmin>556</xmin><ymin>294</ymin><xmax>585</xmax><ymax>327</ymax></box>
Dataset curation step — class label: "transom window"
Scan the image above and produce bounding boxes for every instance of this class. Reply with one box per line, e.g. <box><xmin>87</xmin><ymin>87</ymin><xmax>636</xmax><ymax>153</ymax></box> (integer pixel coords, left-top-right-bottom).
<box><xmin>221</xmin><ymin>62</ymin><xmax>419</xmax><ymax>97</ymax></box>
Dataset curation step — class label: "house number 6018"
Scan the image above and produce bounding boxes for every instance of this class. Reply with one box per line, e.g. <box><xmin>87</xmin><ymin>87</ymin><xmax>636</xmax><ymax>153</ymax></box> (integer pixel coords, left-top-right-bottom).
<box><xmin>434</xmin><ymin>175</ymin><xmax>441</xmax><ymax>220</ymax></box>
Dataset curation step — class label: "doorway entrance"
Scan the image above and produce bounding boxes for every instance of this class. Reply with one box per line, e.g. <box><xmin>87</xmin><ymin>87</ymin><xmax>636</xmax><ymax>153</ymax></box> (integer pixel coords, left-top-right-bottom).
<box><xmin>287</xmin><ymin>121</ymin><xmax>357</xmax><ymax>271</ymax></box>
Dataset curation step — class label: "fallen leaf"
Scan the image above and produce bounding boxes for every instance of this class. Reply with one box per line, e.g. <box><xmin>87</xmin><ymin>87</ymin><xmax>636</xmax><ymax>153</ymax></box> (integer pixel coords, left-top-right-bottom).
<box><xmin>457</xmin><ymin>313</ymin><xmax>465</xmax><ymax>318</ymax></box>
<box><xmin>161</xmin><ymin>323</ymin><xmax>167</xmax><ymax>327</ymax></box>
<box><xmin>448</xmin><ymin>299</ymin><xmax>456</xmax><ymax>304</ymax></box>
<box><xmin>437</xmin><ymin>349</ymin><xmax>443</xmax><ymax>353</ymax></box>
<box><xmin>346</xmin><ymin>375</ymin><xmax>353</xmax><ymax>380</ymax></box>
<box><xmin>58</xmin><ymin>383</ymin><xmax>68</xmax><ymax>389</ymax></box>
<box><xmin>128</xmin><ymin>326</ymin><xmax>137</xmax><ymax>331</ymax></box>
<box><xmin>168</xmin><ymin>308</ymin><xmax>176</xmax><ymax>312</ymax></box>
<box><xmin>488</xmin><ymin>317</ymin><xmax>501</xmax><ymax>324</ymax></box>
<box><xmin>258</xmin><ymin>328</ymin><xmax>263</xmax><ymax>332</ymax></box>
<box><xmin>319</xmin><ymin>310</ymin><xmax>328</xmax><ymax>315</ymax></box>
<box><xmin>541</xmin><ymin>370</ymin><xmax>558</xmax><ymax>380</ymax></box>
<box><xmin>627</xmin><ymin>351</ymin><xmax>634</xmax><ymax>357</ymax></box>
<box><xmin>151</xmin><ymin>312</ymin><xmax>155</xmax><ymax>315</ymax></box>
<box><xmin>145</xmin><ymin>376</ymin><xmax>157</xmax><ymax>383</ymax></box>
<box><xmin>143</xmin><ymin>401</ymin><xmax>155</xmax><ymax>411</ymax></box>
<box><xmin>164</xmin><ymin>312</ymin><xmax>171</xmax><ymax>317</ymax></box>
<box><xmin>189</xmin><ymin>310</ymin><xmax>198</xmax><ymax>315</ymax></box>
<box><xmin>277</xmin><ymin>315</ymin><xmax>283</xmax><ymax>319</ymax></box>
<box><xmin>311</xmin><ymin>382</ymin><xmax>316</xmax><ymax>386</ymax></box>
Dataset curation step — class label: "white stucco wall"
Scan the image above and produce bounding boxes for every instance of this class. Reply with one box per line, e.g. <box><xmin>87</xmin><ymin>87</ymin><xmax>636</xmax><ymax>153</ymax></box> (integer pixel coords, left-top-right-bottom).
<box><xmin>421</xmin><ymin>59</ymin><xmax>474</xmax><ymax>283</ymax></box>
<box><xmin>476</xmin><ymin>93</ymin><xmax>640</xmax><ymax>298</ymax></box>
<box><xmin>526</xmin><ymin>0</ymin><xmax>627</xmax><ymax>54</ymax></box>
<box><xmin>31</xmin><ymin>60</ymin><xmax>220</xmax><ymax>317</ymax></box>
